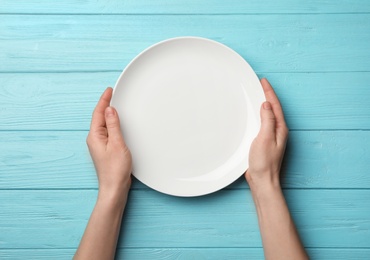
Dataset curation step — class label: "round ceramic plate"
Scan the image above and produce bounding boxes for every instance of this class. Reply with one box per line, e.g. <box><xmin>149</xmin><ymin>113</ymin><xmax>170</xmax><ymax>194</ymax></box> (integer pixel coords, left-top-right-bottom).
<box><xmin>112</xmin><ymin>37</ymin><xmax>264</xmax><ymax>197</ymax></box>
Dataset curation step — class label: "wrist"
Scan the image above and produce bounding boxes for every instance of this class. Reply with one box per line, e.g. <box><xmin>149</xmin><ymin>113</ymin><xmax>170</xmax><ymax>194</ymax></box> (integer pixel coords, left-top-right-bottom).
<box><xmin>97</xmin><ymin>187</ymin><xmax>129</xmax><ymax>211</ymax></box>
<box><xmin>97</xmin><ymin>174</ymin><xmax>131</xmax><ymax>205</ymax></box>
<box><xmin>246</xmin><ymin>170</ymin><xmax>281</xmax><ymax>199</ymax></box>
<box><xmin>250</xmin><ymin>180</ymin><xmax>282</xmax><ymax>203</ymax></box>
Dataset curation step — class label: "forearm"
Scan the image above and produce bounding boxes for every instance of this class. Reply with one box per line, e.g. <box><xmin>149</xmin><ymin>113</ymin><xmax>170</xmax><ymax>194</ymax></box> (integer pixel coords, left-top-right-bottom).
<box><xmin>250</xmin><ymin>181</ymin><xmax>308</xmax><ymax>260</ymax></box>
<box><xmin>74</xmin><ymin>191</ymin><xmax>128</xmax><ymax>260</ymax></box>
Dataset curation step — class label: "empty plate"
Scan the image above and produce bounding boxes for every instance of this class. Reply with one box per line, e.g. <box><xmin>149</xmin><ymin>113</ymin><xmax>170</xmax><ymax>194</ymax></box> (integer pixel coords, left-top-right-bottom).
<box><xmin>111</xmin><ymin>37</ymin><xmax>264</xmax><ymax>197</ymax></box>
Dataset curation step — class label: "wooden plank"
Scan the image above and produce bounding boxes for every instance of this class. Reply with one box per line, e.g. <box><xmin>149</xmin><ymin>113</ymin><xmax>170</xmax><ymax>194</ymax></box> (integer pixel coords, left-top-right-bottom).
<box><xmin>1</xmin><ymin>15</ymin><xmax>370</xmax><ymax>72</ymax></box>
<box><xmin>0</xmin><ymin>130</ymin><xmax>369</xmax><ymax>189</ymax></box>
<box><xmin>1</xmin><ymin>248</ymin><xmax>369</xmax><ymax>259</ymax></box>
<box><xmin>1</xmin><ymin>0</ymin><xmax>369</xmax><ymax>14</ymax></box>
<box><xmin>0</xmin><ymin>189</ymin><xmax>369</xmax><ymax>248</ymax></box>
<box><xmin>0</xmin><ymin>72</ymin><xmax>111</xmax><ymax>131</ymax></box>
<box><xmin>1</xmin><ymin>72</ymin><xmax>370</xmax><ymax>131</ymax></box>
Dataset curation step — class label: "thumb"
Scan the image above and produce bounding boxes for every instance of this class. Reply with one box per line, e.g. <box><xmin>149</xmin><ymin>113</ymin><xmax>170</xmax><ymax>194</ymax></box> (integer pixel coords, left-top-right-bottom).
<box><xmin>105</xmin><ymin>106</ymin><xmax>125</xmax><ymax>145</ymax></box>
<box><xmin>259</xmin><ymin>101</ymin><xmax>276</xmax><ymax>139</ymax></box>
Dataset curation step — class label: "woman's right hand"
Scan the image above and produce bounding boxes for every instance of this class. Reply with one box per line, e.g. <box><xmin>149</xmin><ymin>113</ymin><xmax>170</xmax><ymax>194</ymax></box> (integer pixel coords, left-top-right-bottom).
<box><xmin>245</xmin><ymin>78</ymin><xmax>289</xmax><ymax>195</ymax></box>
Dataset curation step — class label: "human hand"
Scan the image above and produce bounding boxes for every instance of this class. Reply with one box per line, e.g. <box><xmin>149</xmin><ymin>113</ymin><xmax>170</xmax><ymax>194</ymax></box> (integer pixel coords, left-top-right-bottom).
<box><xmin>86</xmin><ymin>87</ymin><xmax>132</xmax><ymax>205</ymax></box>
<box><xmin>75</xmin><ymin>88</ymin><xmax>132</xmax><ymax>259</ymax></box>
<box><xmin>244</xmin><ymin>79</ymin><xmax>308</xmax><ymax>260</ymax></box>
<box><xmin>245</xmin><ymin>78</ymin><xmax>289</xmax><ymax>194</ymax></box>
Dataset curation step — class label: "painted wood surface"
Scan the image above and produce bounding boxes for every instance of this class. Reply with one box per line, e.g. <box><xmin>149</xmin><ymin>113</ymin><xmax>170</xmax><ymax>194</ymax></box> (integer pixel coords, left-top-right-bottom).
<box><xmin>0</xmin><ymin>131</ymin><xmax>369</xmax><ymax>189</ymax></box>
<box><xmin>1</xmin><ymin>248</ymin><xmax>370</xmax><ymax>260</ymax></box>
<box><xmin>1</xmin><ymin>0</ymin><xmax>370</xmax><ymax>259</ymax></box>
<box><xmin>1</xmin><ymin>190</ymin><xmax>370</xmax><ymax>248</ymax></box>
<box><xmin>1</xmin><ymin>0</ymin><xmax>369</xmax><ymax>14</ymax></box>
<box><xmin>1</xmin><ymin>15</ymin><xmax>370</xmax><ymax>73</ymax></box>
<box><xmin>1</xmin><ymin>72</ymin><xmax>370</xmax><ymax>130</ymax></box>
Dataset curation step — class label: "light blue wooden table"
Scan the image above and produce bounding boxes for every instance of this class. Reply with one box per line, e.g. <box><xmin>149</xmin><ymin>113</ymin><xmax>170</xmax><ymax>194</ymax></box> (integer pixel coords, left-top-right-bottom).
<box><xmin>1</xmin><ymin>1</ymin><xmax>370</xmax><ymax>259</ymax></box>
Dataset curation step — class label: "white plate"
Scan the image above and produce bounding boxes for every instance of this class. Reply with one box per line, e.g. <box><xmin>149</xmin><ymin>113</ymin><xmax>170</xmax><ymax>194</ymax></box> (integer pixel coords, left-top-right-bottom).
<box><xmin>112</xmin><ymin>37</ymin><xmax>264</xmax><ymax>197</ymax></box>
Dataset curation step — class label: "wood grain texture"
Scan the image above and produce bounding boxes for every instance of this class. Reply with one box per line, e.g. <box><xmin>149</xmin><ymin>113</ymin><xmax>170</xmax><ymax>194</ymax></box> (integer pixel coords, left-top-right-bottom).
<box><xmin>1</xmin><ymin>15</ymin><xmax>370</xmax><ymax>72</ymax></box>
<box><xmin>0</xmin><ymin>130</ymin><xmax>369</xmax><ymax>189</ymax></box>
<box><xmin>0</xmin><ymin>189</ymin><xmax>369</xmax><ymax>248</ymax></box>
<box><xmin>1</xmin><ymin>248</ymin><xmax>370</xmax><ymax>260</ymax></box>
<box><xmin>1</xmin><ymin>0</ymin><xmax>370</xmax><ymax>14</ymax></box>
<box><xmin>1</xmin><ymin>72</ymin><xmax>370</xmax><ymax>130</ymax></box>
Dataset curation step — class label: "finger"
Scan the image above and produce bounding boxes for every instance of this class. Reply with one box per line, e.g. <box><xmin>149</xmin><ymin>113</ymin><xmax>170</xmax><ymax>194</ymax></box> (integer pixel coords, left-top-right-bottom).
<box><xmin>261</xmin><ymin>79</ymin><xmax>288</xmax><ymax>143</ymax></box>
<box><xmin>244</xmin><ymin>169</ymin><xmax>251</xmax><ymax>183</ymax></box>
<box><xmin>105</xmin><ymin>106</ymin><xmax>126</xmax><ymax>146</ymax></box>
<box><xmin>90</xmin><ymin>87</ymin><xmax>113</xmax><ymax>131</ymax></box>
<box><xmin>259</xmin><ymin>101</ymin><xmax>276</xmax><ymax>141</ymax></box>
<box><xmin>260</xmin><ymin>78</ymin><xmax>288</xmax><ymax>142</ymax></box>
<box><xmin>260</xmin><ymin>78</ymin><xmax>287</xmax><ymax>129</ymax></box>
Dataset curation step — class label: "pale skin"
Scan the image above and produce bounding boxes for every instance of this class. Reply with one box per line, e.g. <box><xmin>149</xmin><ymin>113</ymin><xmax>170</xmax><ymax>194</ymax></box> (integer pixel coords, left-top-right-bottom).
<box><xmin>74</xmin><ymin>79</ymin><xmax>308</xmax><ymax>260</ymax></box>
<box><xmin>74</xmin><ymin>88</ymin><xmax>132</xmax><ymax>260</ymax></box>
<box><xmin>245</xmin><ymin>78</ymin><xmax>308</xmax><ymax>260</ymax></box>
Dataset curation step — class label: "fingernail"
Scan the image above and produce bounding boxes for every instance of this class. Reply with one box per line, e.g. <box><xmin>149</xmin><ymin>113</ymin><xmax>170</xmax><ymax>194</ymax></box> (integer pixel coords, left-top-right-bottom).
<box><xmin>263</xmin><ymin>101</ymin><xmax>272</xmax><ymax>110</ymax></box>
<box><xmin>106</xmin><ymin>107</ymin><xmax>115</xmax><ymax>117</ymax></box>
